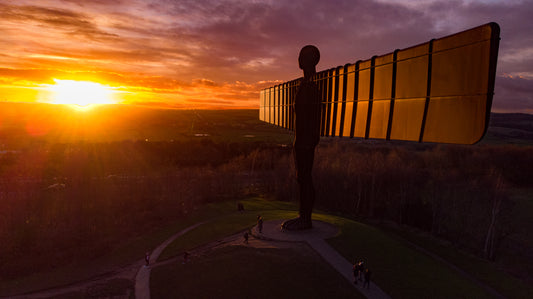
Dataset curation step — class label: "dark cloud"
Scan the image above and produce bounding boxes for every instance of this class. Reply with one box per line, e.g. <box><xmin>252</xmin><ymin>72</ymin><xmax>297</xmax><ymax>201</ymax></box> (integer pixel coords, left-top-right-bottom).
<box><xmin>141</xmin><ymin>0</ymin><xmax>438</xmax><ymax>83</ymax></box>
<box><xmin>59</xmin><ymin>0</ymin><xmax>126</xmax><ymax>5</ymax></box>
<box><xmin>0</xmin><ymin>3</ymin><xmax>118</xmax><ymax>41</ymax></box>
<box><xmin>422</xmin><ymin>0</ymin><xmax>533</xmax><ymax>76</ymax></box>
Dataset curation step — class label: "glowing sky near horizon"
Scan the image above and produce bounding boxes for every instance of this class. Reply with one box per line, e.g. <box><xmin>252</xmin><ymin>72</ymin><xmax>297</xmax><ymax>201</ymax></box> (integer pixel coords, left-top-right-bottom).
<box><xmin>0</xmin><ymin>0</ymin><xmax>532</xmax><ymax>112</ymax></box>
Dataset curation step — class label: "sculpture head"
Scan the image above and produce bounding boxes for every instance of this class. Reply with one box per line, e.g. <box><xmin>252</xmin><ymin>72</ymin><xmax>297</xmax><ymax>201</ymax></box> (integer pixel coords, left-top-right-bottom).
<box><xmin>298</xmin><ymin>45</ymin><xmax>320</xmax><ymax>72</ymax></box>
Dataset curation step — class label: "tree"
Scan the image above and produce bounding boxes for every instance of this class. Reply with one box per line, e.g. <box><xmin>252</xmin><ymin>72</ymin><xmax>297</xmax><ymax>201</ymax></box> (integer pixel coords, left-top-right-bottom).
<box><xmin>483</xmin><ymin>169</ymin><xmax>506</xmax><ymax>260</ymax></box>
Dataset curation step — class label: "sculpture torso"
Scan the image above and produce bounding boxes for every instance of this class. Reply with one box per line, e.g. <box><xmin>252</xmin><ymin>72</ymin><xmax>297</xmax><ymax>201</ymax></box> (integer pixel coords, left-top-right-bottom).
<box><xmin>294</xmin><ymin>79</ymin><xmax>321</xmax><ymax>148</ymax></box>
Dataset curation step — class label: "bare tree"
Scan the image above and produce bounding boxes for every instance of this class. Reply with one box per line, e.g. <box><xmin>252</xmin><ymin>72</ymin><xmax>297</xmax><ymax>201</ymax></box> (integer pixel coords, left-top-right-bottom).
<box><xmin>483</xmin><ymin>169</ymin><xmax>506</xmax><ymax>260</ymax></box>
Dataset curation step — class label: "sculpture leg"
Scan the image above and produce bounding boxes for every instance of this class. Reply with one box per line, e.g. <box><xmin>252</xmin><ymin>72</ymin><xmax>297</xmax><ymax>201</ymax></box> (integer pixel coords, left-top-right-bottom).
<box><xmin>281</xmin><ymin>146</ymin><xmax>315</xmax><ymax>230</ymax></box>
<box><xmin>299</xmin><ymin>172</ymin><xmax>315</xmax><ymax>222</ymax></box>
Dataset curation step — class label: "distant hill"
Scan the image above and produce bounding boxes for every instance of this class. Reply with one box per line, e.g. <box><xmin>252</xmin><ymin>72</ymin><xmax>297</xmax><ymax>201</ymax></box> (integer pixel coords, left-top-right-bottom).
<box><xmin>489</xmin><ymin>113</ymin><xmax>533</xmax><ymax>131</ymax></box>
<box><xmin>484</xmin><ymin>113</ymin><xmax>533</xmax><ymax>145</ymax></box>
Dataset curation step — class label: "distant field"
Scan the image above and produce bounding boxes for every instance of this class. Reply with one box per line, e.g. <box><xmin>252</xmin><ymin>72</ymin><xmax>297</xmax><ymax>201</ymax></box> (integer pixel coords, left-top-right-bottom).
<box><xmin>0</xmin><ymin>103</ymin><xmax>292</xmax><ymax>147</ymax></box>
<box><xmin>1</xmin><ymin>103</ymin><xmax>532</xmax><ymax>147</ymax></box>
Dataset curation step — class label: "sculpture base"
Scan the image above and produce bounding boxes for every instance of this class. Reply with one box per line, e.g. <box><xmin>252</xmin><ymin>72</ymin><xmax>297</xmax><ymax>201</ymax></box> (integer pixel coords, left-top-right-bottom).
<box><xmin>281</xmin><ymin>217</ymin><xmax>313</xmax><ymax>231</ymax></box>
<box><xmin>252</xmin><ymin>219</ymin><xmax>338</xmax><ymax>242</ymax></box>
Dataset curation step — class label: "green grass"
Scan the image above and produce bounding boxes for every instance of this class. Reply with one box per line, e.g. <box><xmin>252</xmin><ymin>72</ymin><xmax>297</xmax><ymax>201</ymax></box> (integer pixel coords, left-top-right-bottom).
<box><xmin>0</xmin><ymin>199</ymin><xmax>296</xmax><ymax>297</ymax></box>
<box><xmin>158</xmin><ymin>199</ymin><xmax>299</xmax><ymax>261</ymax></box>
<box><xmin>152</xmin><ymin>246</ymin><xmax>363</xmax><ymax>299</ymax></box>
<box><xmin>0</xmin><ymin>200</ymin><xmax>240</xmax><ymax>296</ymax></box>
<box><xmin>155</xmin><ymin>198</ymin><xmax>528</xmax><ymax>298</ymax></box>
<box><xmin>307</xmin><ymin>214</ymin><xmax>490</xmax><ymax>298</ymax></box>
<box><xmin>50</xmin><ymin>279</ymin><xmax>134</xmax><ymax>299</ymax></box>
<box><xmin>315</xmin><ymin>212</ymin><xmax>532</xmax><ymax>299</ymax></box>
<box><xmin>376</xmin><ymin>224</ymin><xmax>533</xmax><ymax>299</ymax></box>
<box><xmin>3</xmin><ymin>197</ymin><xmax>529</xmax><ymax>298</ymax></box>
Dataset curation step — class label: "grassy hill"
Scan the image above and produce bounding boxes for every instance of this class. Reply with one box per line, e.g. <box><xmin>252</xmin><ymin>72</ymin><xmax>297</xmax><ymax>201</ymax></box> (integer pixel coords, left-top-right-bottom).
<box><xmin>2</xmin><ymin>198</ymin><xmax>531</xmax><ymax>298</ymax></box>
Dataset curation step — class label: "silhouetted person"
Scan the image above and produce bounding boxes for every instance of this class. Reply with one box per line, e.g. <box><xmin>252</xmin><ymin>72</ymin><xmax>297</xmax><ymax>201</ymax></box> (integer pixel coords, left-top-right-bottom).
<box><xmin>364</xmin><ymin>268</ymin><xmax>372</xmax><ymax>289</ymax></box>
<box><xmin>243</xmin><ymin>231</ymin><xmax>249</xmax><ymax>244</ymax></box>
<box><xmin>282</xmin><ymin>45</ymin><xmax>321</xmax><ymax>231</ymax></box>
<box><xmin>145</xmin><ymin>252</ymin><xmax>150</xmax><ymax>267</ymax></box>
<box><xmin>183</xmin><ymin>251</ymin><xmax>189</xmax><ymax>264</ymax></box>
<box><xmin>257</xmin><ymin>215</ymin><xmax>263</xmax><ymax>233</ymax></box>
<box><xmin>358</xmin><ymin>260</ymin><xmax>365</xmax><ymax>281</ymax></box>
<box><xmin>353</xmin><ymin>261</ymin><xmax>359</xmax><ymax>284</ymax></box>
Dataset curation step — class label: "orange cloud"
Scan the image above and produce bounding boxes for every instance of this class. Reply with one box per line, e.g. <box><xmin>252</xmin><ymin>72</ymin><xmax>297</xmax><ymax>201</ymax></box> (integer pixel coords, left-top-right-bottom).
<box><xmin>1</xmin><ymin>1</ymin><xmax>532</xmax><ymax>111</ymax></box>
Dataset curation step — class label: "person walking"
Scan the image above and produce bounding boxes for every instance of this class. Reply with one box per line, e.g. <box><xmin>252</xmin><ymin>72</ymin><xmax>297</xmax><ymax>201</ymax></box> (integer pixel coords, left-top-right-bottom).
<box><xmin>257</xmin><ymin>215</ymin><xmax>264</xmax><ymax>233</ymax></box>
<box><xmin>145</xmin><ymin>252</ymin><xmax>150</xmax><ymax>267</ymax></box>
<box><xmin>364</xmin><ymin>268</ymin><xmax>372</xmax><ymax>289</ymax></box>
<box><xmin>352</xmin><ymin>261</ymin><xmax>359</xmax><ymax>284</ymax></box>
<box><xmin>243</xmin><ymin>231</ymin><xmax>249</xmax><ymax>244</ymax></box>
<box><xmin>358</xmin><ymin>260</ymin><xmax>365</xmax><ymax>281</ymax></box>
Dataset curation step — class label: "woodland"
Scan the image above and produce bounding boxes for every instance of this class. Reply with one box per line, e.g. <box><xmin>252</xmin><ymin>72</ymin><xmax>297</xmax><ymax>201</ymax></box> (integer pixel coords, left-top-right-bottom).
<box><xmin>0</xmin><ymin>107</ymin><xmax>531</xmax><ymax>282</ymax></box>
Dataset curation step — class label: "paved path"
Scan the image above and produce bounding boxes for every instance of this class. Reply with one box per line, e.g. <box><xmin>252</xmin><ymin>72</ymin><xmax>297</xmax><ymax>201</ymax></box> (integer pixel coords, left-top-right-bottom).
<box><xmin>135</xmin><ymin>221</ymin><xmax>207</xmax><ymax>299</ymax></box>
<box><xmin>252</xmin><ymin>219</ymin><xmax>391</xmax><ymax>299</ymax></box>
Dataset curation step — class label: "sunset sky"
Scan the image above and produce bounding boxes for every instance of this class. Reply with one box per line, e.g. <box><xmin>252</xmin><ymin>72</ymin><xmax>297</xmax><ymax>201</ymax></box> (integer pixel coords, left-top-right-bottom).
<box><xmin>0</xmin><ymin>0</ymin><xmax>532</xmax><ymax>112</ymax></box>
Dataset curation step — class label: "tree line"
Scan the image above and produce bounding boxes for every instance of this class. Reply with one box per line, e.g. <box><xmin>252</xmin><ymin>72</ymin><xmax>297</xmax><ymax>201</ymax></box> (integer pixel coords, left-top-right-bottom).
<box><xmin>0</xmin><ymin>138</ymin><xmax>531</xmax><ymax>279</ymax></box>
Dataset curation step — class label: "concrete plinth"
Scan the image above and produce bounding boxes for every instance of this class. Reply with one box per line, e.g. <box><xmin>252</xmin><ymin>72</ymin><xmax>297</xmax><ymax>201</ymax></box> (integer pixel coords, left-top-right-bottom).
<box><xmin>253</xmin><ymin>219</ymin><xmax>339</xmax><ymax>242</ymax></box>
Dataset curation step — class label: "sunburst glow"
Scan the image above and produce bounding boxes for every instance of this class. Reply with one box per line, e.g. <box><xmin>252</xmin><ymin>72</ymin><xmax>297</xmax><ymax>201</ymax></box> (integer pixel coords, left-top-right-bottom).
<box><xmin>48</xmin><ymin>79</ymin><xmax>116</xmax><ymax>107</ymax></box>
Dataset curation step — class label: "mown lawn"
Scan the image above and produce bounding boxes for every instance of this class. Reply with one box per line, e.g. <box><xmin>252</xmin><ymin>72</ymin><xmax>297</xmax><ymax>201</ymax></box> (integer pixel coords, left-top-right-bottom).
<box><xmin>318</xmin><ymin>214</ymin><xmax>495</xmax><ymax>299</ymax></box>
<box><xmin>158</xmin><ymin>200</ymin><xmax>298</xmax><ymax>261</ymax></box>
<box><xmin>3</xmin><ymin>198</ymin><xmax>529</xmax><ymax>299</ymax></box>
<box><xmin>155</xmin><ymin>198</ymin><xmax>530</xmax><ymax>298</ymax></box>
<box><xmin>0</xmin><ymin>200</ymin><xmax>239</xmax><ymax>297</ymax></box>
<box><xmin>152</xmin><ymin>246</ymin><xmax>362</xmax><ymax>299</ymax></box>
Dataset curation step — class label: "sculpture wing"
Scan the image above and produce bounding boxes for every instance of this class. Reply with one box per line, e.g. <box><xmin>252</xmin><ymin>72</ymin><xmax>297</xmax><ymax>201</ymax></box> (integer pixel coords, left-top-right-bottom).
<box><xmin>260</xmin><ymin>23</ymin><xmax>500</xmax><ymax>144</ymax></box>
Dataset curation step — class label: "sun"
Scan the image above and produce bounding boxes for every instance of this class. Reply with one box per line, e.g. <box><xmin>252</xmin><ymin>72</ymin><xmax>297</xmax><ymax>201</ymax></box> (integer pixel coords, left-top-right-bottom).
<box><xmin>48</xmin><ymin>79</ymin><xmax>116</xmax><ymax>108</ymax></box>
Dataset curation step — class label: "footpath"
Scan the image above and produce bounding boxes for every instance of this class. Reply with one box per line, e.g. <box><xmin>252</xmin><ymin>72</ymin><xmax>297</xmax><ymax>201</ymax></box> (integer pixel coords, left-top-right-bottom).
<box><xmin>135</xmin><ymin>221</ymin><xmax>207</xmax><ymax>299</ymax></box>
<box><xmin>135</xmin><ymin>219</ymin><xmax>391</xmax><ymax>299</ymax></box>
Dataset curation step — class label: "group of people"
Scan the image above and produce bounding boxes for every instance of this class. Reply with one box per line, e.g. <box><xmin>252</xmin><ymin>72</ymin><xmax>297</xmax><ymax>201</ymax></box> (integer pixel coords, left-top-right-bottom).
<box><xmin>353</xmin><ymin>260</ymin><xmax>372</xmax><ymax>289</ymax></box>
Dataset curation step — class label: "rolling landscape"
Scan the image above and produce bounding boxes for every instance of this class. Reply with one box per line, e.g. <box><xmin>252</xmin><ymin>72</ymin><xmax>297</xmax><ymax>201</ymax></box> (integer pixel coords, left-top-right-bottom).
<box><xmin>2</xmin><ymin>1</ymin><xmax>533</xmax><ymax>298</ymax></box>
<box><xmin>0</xmin><ymin>102</ymin><xmax>532</xmax><ymax>298</ymax></box>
